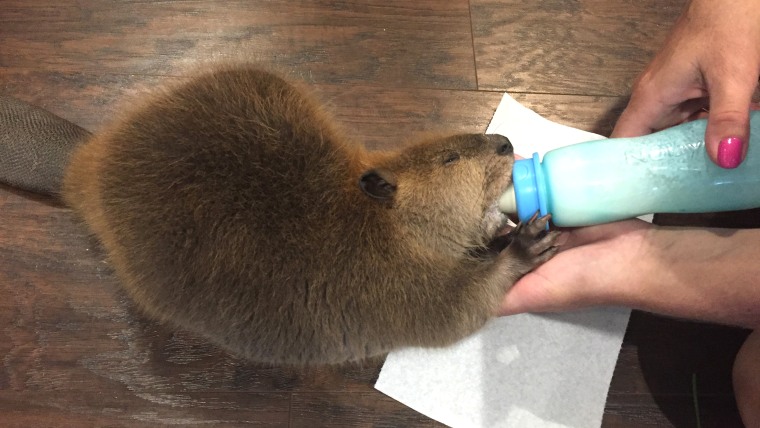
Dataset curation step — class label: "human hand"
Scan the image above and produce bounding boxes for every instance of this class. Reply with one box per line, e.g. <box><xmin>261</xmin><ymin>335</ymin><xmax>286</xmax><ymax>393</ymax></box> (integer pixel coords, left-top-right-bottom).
<box><xmin>499</xmin><ymin>220</ymin><xmax>760</xmax><ymax>329</ymax></box>
<box><xmin>499</xmin><ymin>219</ymin><xmax>652</xmax><ymax>314</ymax></box>
<box><xmin>612</xmin><ymin>0</ymin><xmax>760</xmax><ymax>169</ymax></box>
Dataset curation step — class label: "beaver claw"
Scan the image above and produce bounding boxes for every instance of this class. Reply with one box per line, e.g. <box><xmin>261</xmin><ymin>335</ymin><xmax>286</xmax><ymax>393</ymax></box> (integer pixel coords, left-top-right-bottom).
<box><xmin>503</xmin><ymin>213</ymin><xmax>560</xmax><ymax>272</ymax></box>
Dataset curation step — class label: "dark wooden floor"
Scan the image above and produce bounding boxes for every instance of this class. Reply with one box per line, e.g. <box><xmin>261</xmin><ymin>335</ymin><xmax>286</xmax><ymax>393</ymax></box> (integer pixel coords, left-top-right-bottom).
<box><xmin>0</xmin><ymin>1</ymin><xmax>753</xmax><ymax>426</ymax></box>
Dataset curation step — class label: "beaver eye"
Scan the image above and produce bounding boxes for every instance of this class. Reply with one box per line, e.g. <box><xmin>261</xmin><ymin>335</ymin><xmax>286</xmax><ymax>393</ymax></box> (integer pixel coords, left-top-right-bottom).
<box><xmin>443</xmin><ymin>152</ymin><xmax>460</xmax><ymax>165</ymax></box>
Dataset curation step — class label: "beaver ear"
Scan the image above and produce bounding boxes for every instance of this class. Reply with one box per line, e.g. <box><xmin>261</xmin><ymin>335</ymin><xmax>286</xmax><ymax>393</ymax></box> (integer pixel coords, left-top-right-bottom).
<box><xmin>359</xmin><ymin>169</ymin><xmax>397</xmax><ymax>200</ymax></box>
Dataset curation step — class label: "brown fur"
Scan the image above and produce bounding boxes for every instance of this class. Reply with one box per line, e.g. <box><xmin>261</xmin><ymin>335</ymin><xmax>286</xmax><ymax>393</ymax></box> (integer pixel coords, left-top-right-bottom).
<box><xmin>62</xmin><ymin>66</ymin><xmax>558</xmax><ymax>365</ymax></box>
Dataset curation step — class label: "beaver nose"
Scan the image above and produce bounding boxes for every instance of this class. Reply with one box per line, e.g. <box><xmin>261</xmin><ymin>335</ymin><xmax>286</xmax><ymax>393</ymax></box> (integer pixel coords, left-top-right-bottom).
<box><xmin>488</xmin><ymin>134</ymin><xmax>513</xmax><ymax>156</ymax></box>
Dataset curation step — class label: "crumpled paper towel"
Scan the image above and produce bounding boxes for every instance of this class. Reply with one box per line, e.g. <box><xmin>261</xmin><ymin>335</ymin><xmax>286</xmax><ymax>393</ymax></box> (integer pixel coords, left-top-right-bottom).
<box><xmin>375</xmin><ymin>93</ymin><xmax>633</xmax><ymax>428</ymax></box>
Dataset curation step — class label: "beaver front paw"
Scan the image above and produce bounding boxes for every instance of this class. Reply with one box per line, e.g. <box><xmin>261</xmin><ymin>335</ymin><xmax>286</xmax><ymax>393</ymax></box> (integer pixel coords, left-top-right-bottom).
<box><xmin>503</xmin><ymin>213</ymin><xmax>560</xmax><ymax>274</ymax></box>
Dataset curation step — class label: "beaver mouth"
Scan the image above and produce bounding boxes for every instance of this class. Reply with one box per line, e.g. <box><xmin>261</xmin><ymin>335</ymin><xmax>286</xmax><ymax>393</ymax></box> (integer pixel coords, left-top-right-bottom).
<box><xmin>475</xmin><ymin>168</ymin><xmax>515</xmax><ymax>257</ymax></box>
<box><xmin>474</xmin><ymin>200</ymin><xmax>514</xmax><ymax>257</ymax></box>
<box><xmin>482</xmin><ymin>200</ymin><xmax>509</xmax><ymax>235</ymax></box>
<box><xmin>470</xmin><ymin>217</ymin><xmax>514</xmax><ymax>259</ymax></box>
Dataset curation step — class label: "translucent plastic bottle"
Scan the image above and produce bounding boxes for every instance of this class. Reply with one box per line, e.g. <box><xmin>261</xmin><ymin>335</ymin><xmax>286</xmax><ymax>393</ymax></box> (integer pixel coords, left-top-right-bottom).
<box><xmin>499</xmin><ymin>111</ymin><xmax>760</xmax><ymax>227</ymax></box>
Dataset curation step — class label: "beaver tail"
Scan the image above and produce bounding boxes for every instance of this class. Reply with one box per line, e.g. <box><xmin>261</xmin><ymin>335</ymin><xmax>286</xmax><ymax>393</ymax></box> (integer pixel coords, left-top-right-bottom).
<box><xmin>0</xmin><ymin>96</ymin><xmax>91</xmax><ymax>196</ymax></box>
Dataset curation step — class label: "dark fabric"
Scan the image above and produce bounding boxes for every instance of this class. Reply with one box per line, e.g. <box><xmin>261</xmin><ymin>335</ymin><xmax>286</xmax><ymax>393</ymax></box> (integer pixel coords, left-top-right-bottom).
<box><xmin>0</xmin><ymin>95</ymin><xmax>91</xmax><ymax>196</ymax></box>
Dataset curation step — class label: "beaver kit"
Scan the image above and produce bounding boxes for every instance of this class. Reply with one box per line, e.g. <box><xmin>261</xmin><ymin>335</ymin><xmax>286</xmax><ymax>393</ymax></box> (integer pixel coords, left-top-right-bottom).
<box><xmin>0</xmin><ymin>66</ymin><xmax>559</xmax><ymax>365</ymax></box>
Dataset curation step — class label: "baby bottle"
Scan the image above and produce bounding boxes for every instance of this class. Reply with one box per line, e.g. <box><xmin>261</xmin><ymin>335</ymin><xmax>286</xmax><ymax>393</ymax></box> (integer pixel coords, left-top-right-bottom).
<box><xmin>499</xmin><ymin>111</ymin><xmax>760</xmax><ymax>227</ymax></box>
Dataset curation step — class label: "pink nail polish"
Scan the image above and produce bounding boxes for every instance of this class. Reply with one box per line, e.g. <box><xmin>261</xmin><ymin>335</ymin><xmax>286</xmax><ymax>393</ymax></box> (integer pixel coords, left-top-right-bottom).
<box><xmin>717</xmin><ymin>137</ymin><xmax>744</xmax><ymax>169</ymax></box>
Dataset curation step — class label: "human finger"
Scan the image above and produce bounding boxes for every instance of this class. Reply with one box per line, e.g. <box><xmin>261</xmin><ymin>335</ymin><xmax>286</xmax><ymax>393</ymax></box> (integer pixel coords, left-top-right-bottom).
<box><xmin>703</xmin><ymin>79</ymin><xmax>755</xmax><ymax>168</ymax></box>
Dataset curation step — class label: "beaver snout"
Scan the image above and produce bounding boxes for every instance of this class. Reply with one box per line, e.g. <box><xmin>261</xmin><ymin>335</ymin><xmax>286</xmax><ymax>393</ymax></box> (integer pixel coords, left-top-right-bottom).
<box><xmin>487</xmin><ymin>134</ymin><xmax>513</xmax><ymax>156</ymax></box>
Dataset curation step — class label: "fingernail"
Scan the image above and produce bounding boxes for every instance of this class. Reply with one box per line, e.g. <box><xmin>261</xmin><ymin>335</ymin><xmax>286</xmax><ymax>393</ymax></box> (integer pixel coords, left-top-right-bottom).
<box><xmin>717</xmin><ymin>137</ymin><xmax>744</xmax><ymax>169</ymax></box>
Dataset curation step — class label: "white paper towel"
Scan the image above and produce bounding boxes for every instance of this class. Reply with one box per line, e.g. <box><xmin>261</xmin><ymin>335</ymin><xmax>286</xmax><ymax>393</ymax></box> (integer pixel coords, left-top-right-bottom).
<box><xmin>375</xmin><ymin>93</ymin><xmax>633</xmax><ymax>428</ymax></box>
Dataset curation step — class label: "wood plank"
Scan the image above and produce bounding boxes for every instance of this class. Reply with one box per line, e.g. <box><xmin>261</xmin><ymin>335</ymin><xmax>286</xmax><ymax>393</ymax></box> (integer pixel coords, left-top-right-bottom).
<box><xmin>608</xmin><ymin>311</ymin><xmax>748</xmax><ymax>412</ymax></box>
<box><xmin>0</xmin><ymin>70</ymin><xmax>626</xmax><ymax>147</ymax></box>
<box><xmin>508</xmin><ymin>93</ymin><xmax>627</xmax><ymax>136</ymax></box>
<box><xmin>470</xmin><ymin>0</ymin><xmax>688</xmax><ymax>95</ymax></box>
<box><xmin>0</xmin><ymin>392</ymin><xmax>290</xmax><ymax>427</ymax></box>
<box><xmin>291</xmin><ymin>392</ymin><xmax>444</xmax><ymax>427</ymax></box>
<box><xmin>0</xmin><ymin>0</ymin><xmax>476</xmax><ymax>90</ymax></box>
<box><xmin>602</xmin><ymin>393</ymin><xmax>744</xmax><ymax>428</ymax></box>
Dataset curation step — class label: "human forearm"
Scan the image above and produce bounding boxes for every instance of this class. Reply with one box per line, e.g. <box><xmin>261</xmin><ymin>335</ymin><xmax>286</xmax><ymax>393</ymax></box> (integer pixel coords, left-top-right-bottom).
<box><xmin>634</xmin><ymin>226</ymin><xmax>760</xmax><ymax>328</ymax></box>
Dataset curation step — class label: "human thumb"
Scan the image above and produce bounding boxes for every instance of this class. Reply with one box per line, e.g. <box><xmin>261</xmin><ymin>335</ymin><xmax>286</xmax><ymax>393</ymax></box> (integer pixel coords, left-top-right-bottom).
<box><xmin>704</xmin><ymin>83</ymin><xmax>753</xmax><ymax>169</ymax></box>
